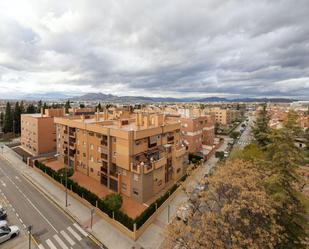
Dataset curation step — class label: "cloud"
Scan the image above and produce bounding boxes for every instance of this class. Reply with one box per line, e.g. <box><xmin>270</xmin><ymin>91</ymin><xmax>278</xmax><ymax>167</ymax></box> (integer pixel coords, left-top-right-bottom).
<box><xmin>0</xmin><ymin>0</ymin><xmax>308</xmax><ymax>99</ymax></box>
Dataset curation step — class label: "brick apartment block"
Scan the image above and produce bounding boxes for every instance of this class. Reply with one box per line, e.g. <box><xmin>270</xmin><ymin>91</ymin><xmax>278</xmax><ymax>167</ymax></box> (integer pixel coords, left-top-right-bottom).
<box><xmin>54</xmin><ymin>110</ymin><xmax>189</xmax><ymax>203</ymax></box>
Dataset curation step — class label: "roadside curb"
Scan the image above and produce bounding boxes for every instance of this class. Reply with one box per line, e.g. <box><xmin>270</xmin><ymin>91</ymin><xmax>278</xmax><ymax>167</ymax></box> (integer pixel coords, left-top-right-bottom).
<box><xmin>21</xmin><ymin>172</ymin><xmax>108</xmax><ymax>249</ymax></box>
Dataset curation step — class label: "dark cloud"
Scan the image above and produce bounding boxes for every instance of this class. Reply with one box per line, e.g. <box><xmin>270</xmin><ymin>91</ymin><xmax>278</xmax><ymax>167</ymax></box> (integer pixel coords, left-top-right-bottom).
<box><xmin>0</xmin><ymin>0</ymin><xmax>308</xmax><ymax>99</ymax></box>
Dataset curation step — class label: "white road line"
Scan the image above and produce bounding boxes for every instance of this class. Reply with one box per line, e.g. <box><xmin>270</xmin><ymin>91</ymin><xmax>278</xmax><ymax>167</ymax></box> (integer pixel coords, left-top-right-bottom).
<box><xmin>73</xmin><ymin>223</ymin><xmax>88</xmax><ymax>237</ymax></box>
<box><xmin>60</xmin><ymin>230</ymin><xmax>75</xmax><ymax>246</ymax></box>
<box><xmin>18</xmin><ymin>218</ymin><xmax>23</xmax><ymax>223</ymax></box>
<box><xmin>67</xmin><ymin>226</ymin><xmax>82</xmax><ymax>241</ymax></box>
<box><xmin>54</xmin><ymin>234</ymin><xmax>69</xmax><ymax>249</ymax></box>
<box><xmin>46</xmin><ymin>239</ymin><xmax>57</xmax><ymax>249</ymax></box>
<box><xmin>15</xmin><ymin>176</ymin><xmax>21</xmax><ymax>182</ymax></box>
<box><xmin>0</xmin><ymin>168</ymin><xmax>58</xmax><ymax>233</ymax></box>
<box><xmin>0</xmin><ymin>180</ymin><xmax>6</xmax><ymax>187</ymax></box>
<box><xmin>38</xmin><ymin>244</ymin><xmax>45</xmax><ymax>249</ymax></box>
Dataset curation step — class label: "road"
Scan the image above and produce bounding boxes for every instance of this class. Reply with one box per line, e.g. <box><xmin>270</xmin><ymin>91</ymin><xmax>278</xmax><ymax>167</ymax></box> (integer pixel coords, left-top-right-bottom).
<box><xmin>0</xmin><ymin>155</ymin><xmax>102</xmax><ymax>249</ymax></box>
<box><xmin>233</xmin><ymin>114</ymin><xmax>255</xmax><ymax>150</ymax></box>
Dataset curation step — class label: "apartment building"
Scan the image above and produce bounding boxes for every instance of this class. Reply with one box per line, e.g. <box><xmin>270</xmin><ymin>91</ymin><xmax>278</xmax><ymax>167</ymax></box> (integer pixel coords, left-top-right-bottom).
<box><xmin>21</xmin><ymin>108</ymin><xmax>65</xmax><ymax>156</ymax></box>
<box><xmin>54</xmin><ymin>111</ymin><xmax>188</xmax><ymax>203</ymax></box>
<box><xmin>208</xmin><ymin>108</ymin><xmax>241</xmax><ymax>125</ymax></box>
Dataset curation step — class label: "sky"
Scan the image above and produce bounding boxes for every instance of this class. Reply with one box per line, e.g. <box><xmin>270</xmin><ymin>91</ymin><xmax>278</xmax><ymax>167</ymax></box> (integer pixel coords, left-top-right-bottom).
<box><xmin>0</xmin><ymin>0</ymin><xmax>308</xmax><ymax>99</ymax></box>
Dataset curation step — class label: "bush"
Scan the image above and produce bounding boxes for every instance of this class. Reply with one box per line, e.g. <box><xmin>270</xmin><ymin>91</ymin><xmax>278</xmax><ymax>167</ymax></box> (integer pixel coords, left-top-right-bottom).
<box><xmin>188</xmin><ymin>154</ymin><xmax>203</xmax><ymax>164</ymax></box>
<box><xmin>103</xmin><ymin>193</ymin><xmax>123</xmax><ymax>212</ymax></box>
<box><xmin>58</xmin><ymin>167</ymin><xmax>74</xmax><ymax>177</ymax></box>
<box><xmin>215</xmin><ymin>151</ymin><xmax>225</xmax><ymax>160</ymax></box>
<box><xmin>34</xmin><ymin>160</ymin><xmax>185</xmax><ymax>232</ymax></box>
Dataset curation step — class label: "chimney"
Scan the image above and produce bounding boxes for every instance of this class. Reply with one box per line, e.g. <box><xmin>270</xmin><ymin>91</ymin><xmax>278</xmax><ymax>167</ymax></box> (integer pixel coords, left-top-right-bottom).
<box><xmin>40</xmin><ymin>107</ymin><xmax>44</xmax><ymax>117</ymax></box>
<box><xmin>135</xmin><ymin>113</ymin><xmax>140</xmax><ymax>127</ymax></box>
<box><xmin>143</xmin><ymin>115</ymin><xmax>149</xmax><ymax>128</ymax></box>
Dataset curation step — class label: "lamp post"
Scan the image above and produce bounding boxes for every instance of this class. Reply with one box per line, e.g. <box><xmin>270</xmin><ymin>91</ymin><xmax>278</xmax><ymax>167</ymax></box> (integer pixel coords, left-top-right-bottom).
<box><xmin>65</xmin><ymin>126</ymin><xmax>69</xmax><ymax>207</ymax></box>
<box><xmin>90</xmin><ymin>208</ymin><xmax>95</xmax><ymax>229</ymax></box>
<box><xmin>27</xmin><ymin>225</ymin><xmax>32</xmax><ymax>249</ymax></box>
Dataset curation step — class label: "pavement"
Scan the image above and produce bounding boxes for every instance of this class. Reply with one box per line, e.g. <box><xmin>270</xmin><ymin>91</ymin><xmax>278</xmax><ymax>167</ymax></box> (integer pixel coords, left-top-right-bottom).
<box><xmin>0</xmin><ymin>136</ymin><xmax>231</xmax><ymax>249</ymax></box>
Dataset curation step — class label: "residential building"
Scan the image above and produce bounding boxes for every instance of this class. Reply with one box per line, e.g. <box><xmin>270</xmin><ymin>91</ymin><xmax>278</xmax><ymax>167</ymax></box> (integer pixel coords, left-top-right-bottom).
<box><xmin>208</xmin><ymin>108</ymin><xmax>241</xmax><ymax>125</ymax></box>
<box><xmin>54</xmin><ymin>111</ymin><xmax>188</xmax><ymax>203</ymax></box>
<box><xmin>21</xmin><ymin>108</ymin><xmax>65</xmax><ymax>156</ymax></box>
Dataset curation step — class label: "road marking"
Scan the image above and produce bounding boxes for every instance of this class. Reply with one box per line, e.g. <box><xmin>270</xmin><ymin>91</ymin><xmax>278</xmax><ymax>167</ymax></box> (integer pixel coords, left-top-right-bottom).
<box><xmin>67</xmin><ymin>226</ymin><xmax>82</xmax><ymax>241</ymax></box>
<box><xmin>46</xmin><ymin>239</ymin><xmax>57</xmax><ymax>249</ymax></box>
<box><xmin>19</xmin><ymin>218</ymin><xmax>23</xmax><ymax>223</ymax></box>
<box><xmin>38</xmin><ymin>244</ymin><xmax>45</xmax><ymax>249</ymax></box>
<box><xmin>73</xmin><ymin>223</ymin><xmax>88</xmax><ymax>237</ymax></box>
<box><xmin>60</xmin><ymin>230</ymin><xmax>75</xmax><ymax>246</ymax></box>
<box><xmin>54</xmin><ymin>234</ymin><xmax>69</xmax><ymax>249</ymax></box>
<box><xmin>0</xmin><ymin>180</ymin><xmax>6</xmax><ymax>187</ymax></box>
<box><xmin>15</xmin><ymin>176</ymin><xmax>22</xmax><ymax>182</ymax></box>
<box><xmin>0</xmin><ymin>167</ymin><xmax>58</xmax><ymax>233</ymax></box>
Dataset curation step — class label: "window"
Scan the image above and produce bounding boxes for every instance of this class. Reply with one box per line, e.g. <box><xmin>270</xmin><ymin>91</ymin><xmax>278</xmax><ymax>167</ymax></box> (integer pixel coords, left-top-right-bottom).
<box><xmin>113</xmin><ymin>151</ymin><xmax>117</xmax><ymax>157</ymax></box>
<box><xmin>90</xmin><ymin>168</ymin><xmax>94</xmax><ymax>172</ymax></box>
<box><xmin>90</xmin><ymin>156</ymin><xmax>94</xmax><ymax>162</ymax></box>
<box><xmin>134</xmin><ymin>174</ymin><xmax>139</xmax><ymax>182</ymax></box>
<box><xmin>122</xmin><ymin>183</ymin><xmax>127</xmax><ymax>191</ymax></box>
<box><xmin>90</xmin><ymin>144</ymin><xmax>94</xmax><ymax>150</ymax></box>
<box><xmin>133</xmin><ymin>188</ymin><xmax>139</xmax><ymax>195</ymax></box>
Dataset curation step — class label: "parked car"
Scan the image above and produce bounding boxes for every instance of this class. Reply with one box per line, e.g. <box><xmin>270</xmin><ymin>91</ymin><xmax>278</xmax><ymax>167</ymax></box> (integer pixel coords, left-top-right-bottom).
<box><xmin>0</xmin><ymin>221</ymin><xmax>8</xmax><ymax>230</ymax></box>
<box><xmin>0</xmin><ymin>225</ymin><xmax>19</xmax><ymax>244</ymax></box>
<box><xmin>0</xmin><ymin>206</ymin><xmax>7</xmax><ymax>220</ymax></box>
<box><xmin>176</xmin><ymin>203</ymin><xmax>193</xmax><ymax>223</ymax></box>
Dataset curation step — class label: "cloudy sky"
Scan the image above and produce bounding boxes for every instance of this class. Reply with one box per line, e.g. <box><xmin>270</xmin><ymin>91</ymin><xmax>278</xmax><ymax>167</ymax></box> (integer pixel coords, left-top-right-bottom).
<box><xmin>0</xmin><ymin>0</ymin><xmax>308</xmax><ymax>99</ymax></box>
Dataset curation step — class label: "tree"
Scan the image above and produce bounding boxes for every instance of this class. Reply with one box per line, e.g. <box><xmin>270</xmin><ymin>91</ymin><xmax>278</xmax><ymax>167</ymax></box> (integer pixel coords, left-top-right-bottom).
<box><xmin>37</xmin><ymin>100</ymin><xmax>42</xmax><ymax>113</ymax></box>
<box><xmin>64</xmin><ymin>100</ymin><xmax>71</xmax><ymax>113</ymax></box>
<box><xmin>230</xmin><ymin>131</ymin><xmax>240</xmax><ymax>140</ymax></box>
<box><xmin>214</xmin><ymin>151</ymin><xmax>224</xmax><ymax>160</ymax></box>
<box><xmin>264</xmin><ymin>127</ymin><xmax>307</xmax><ymax>248</ymax></box>
<box><xmin>96</xmin><ymin>102</ymin><xmax>102</xmax><ymax>112</ymax></box>
<box><xmin>43</xmin><ymin>102</ymin><xmax>48</xmax><ymax>113</ymax></box>
<box><xmin>0</xmin><ymin>112</ymin><xmax>4</xmax><ymax>130</ymax></box>
<box><xmin>79</xmin><ymin>103</ymin><xmax>85</xmax><ymax>108</ymax></box>
<box><xmin>103</xmin><ymin>193</ymin><xmax>122</xmax><ymax>212</ymax></box>
<box><xmin>3</xmin><ymin>102</ymin><xmax>13</xmax><ymax>133</ymax></box>
<box><xmin>252</xmin><ymin>104</ymin><xmax>271</xmax><ymax>148</ymax></box>
<box><xmin>166</xmin><ymin>159</ymin><xmax>284</xmax><ymax>249</ymax></box>
<box><xmin>13</xmin><ymin>101</ymin><xmax>22</xmax><ymax>134</ymax></box>
<box><xmin>214</xmin><ymin>123</ymin><xmax>220</xmax><ymax>134</ymax></box>
<box><xmin>26</xmin><ymin>104</ymin><xmax>36</xmax><ymax>114</ymax></box>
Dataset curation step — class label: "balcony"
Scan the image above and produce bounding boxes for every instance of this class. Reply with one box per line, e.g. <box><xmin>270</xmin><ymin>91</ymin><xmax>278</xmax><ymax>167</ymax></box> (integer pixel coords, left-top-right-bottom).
<box><xmin>101</xmin><ymin>140</ymin><xmax>108</xmax><ymax>146</ymax></box>
<box><xmin>69</xmin><ymin>142</ymin><xmax>75</xmax><ymax>149</ymax></box>
<box><xmin>152</xmin><ymin>157</ymin><xmax>167</xmax><ymax>169</ymax></box>
<box><xmin>131</xmin><ymin>163</ymin><xmax>140</xmax><ymax>174</ymax></box>
<box><xmin>167</xmin><ymin>136</ymin><xmax>174</xmax><ymax>142</ymax></box>
<box><xmin>175</xmin><ymin>146</ymin><xmax>186</xmax><ymax>158</ymax></box>
<box><xmin>143</xmin><ymin>163</ymin><xmax>153</xmax><ymax>174</ymax></box>
<box><xmin>69</xmin><ymin>132</ymin><xmax>75</xmax><ymax>138</ymax></box>
<box><xmin>101</xmin><ymin>153</ymin><xmax>108</xmax><ymax>161</ymax></box>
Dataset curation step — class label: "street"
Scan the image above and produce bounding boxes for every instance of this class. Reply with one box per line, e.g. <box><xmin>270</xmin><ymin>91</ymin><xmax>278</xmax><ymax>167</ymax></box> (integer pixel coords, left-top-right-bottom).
<box><xmin>233</xmin><ymin>114</ymin><xmax>255</xmax><ymax>150</ymax></box>
<box><xmin>0</xmin><ymin>155</ymin><xmax>102</xmax><ymax>249</ymax></box>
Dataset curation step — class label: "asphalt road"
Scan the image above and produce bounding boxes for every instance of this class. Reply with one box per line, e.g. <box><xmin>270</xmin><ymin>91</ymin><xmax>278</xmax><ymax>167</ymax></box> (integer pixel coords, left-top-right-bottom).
<box><xmin>0</xmin><ymin>156</ymin><xmax>102</xmax><ymax>249</ymax></box>
<box><xmin>234</xmin><ymin>114</ymin><xmax>255</xmax><ymax>150</ymax></box>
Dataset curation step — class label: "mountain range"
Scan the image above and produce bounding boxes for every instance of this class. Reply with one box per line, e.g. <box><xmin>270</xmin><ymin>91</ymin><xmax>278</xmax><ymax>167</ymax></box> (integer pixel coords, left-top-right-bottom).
<box><xmin>11</xmin><ymin>92</ymin><xmax>297</xmax><ymax>103</ymax></box>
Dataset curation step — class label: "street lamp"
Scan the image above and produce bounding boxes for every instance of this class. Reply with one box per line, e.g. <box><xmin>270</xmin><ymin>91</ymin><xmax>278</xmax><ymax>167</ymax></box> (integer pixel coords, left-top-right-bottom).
<box><xmin>27</xmin><ymin>225</ymin><xmax>32</xmax><ymax>249</ymax></box>
<box><xmin>90</xmin><ymin>208</ymin><xmax>95</xmax><ymax>229</ymax></box>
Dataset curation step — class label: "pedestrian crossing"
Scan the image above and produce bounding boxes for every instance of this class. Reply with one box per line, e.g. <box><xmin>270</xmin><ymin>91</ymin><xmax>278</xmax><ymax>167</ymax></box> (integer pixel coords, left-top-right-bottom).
<box><xmin>38</xmin><ymin>223</ymin><xmax>88</xmax><ymax>249</ymax></box>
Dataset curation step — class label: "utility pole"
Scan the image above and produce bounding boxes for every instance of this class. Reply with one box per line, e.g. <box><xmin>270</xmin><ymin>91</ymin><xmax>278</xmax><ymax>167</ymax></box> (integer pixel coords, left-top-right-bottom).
<box><xmin>27</xmin><ymin>225</ymin><xmax>32</xmax><ymax>249</ymax></box>
<box><xmin>65</xmin><ymin>126</ymin><xmax>69</xmax><ymax>207</ymax></box>
<box><xmin>13</xmin><ymin>119</ymin><xmax>15</xmax><ymax>138</ymax></box>
<box><xmin>90</xmin><ymin>208</ymin><xmax>95</xmax><ymax>229</ymax></box>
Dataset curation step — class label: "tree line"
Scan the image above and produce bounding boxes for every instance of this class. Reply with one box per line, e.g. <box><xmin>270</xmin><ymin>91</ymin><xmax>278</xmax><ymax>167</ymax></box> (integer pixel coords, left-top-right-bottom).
<box><xmin>166</xmin><ymin>105</ymin><xmax>309</xmax><ymax>249</ymax></box>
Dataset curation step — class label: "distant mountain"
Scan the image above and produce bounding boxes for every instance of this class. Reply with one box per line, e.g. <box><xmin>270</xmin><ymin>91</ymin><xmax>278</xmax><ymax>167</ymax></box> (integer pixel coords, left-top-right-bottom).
<box><xmin>22</xmin><ymin>92</ymin><xmax>73</xmax><ymax>100</ymax></box>
<box><xmin>195</xmin><ymin>97</ymin><xmax>228</xmax><ymax>102</ymax></box>
<box><xmin>71</xmin><ymin>92</ymin><xmax>184</xmax><ymax>103</ymax></box>
<box><xmin>196</xmin><ymin>97</ymin><xmax>296</xmax><ymax>103</ymax></box>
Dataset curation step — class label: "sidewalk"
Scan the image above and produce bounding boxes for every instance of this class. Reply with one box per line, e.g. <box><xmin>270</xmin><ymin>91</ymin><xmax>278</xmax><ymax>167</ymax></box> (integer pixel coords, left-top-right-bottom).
<box><xmin>0</xmin><ymin>138</ymin><xmax>230</xmax><ymax>249</ymax></box>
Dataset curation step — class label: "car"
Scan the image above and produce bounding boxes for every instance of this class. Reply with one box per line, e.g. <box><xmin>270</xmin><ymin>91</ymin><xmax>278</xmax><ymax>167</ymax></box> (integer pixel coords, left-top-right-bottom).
<box><xmin>0</xmin><ymin>206</ymin><xmax>7</xmax><ymax>220</ymax></box>
<box><xmin>0</xmin><ymin>225</ymin><xmax>19</xmax><ymax>244</ymax></box>
<box><xmin>0</xmin><ymin>221</ymin><xmax>8</xmax><ymax>230</ymax></box>
<box><xmin>176</xmin><ymin>203</ymin><xmax>193</xmax><ymax>223</ymax></box>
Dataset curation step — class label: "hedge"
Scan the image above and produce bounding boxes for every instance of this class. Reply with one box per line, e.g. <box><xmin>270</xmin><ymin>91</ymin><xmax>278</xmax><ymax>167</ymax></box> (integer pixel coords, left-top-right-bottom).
<box><xmin>34</xmin><ymin>160</ymin><xmax>189</xmax><ymax>231</ymax></box>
